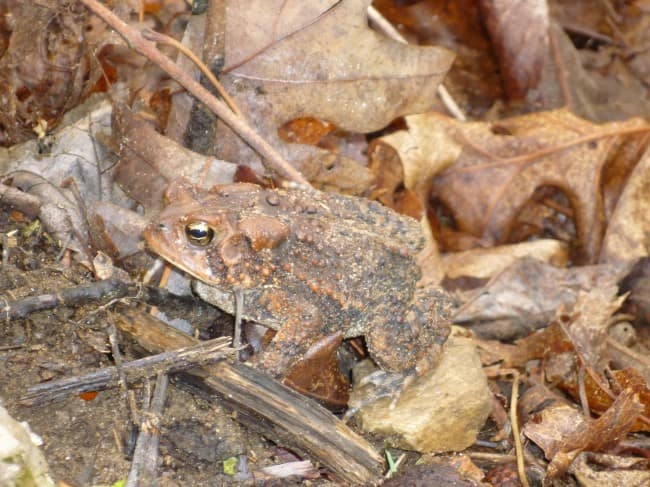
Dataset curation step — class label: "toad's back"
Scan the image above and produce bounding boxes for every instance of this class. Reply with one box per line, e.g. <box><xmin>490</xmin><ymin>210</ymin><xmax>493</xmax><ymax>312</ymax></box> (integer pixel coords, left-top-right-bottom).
<box><xmin>145</xmin><ymin>182</ymin><xmax>451</xmax><ymax>378</ymax></box>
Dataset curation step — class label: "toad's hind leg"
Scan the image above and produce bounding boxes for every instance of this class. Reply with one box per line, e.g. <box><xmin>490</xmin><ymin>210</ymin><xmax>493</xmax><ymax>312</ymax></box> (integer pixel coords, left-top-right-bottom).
<box><xmin>254</xmin><ymin>293</ymin><xmax>327</xmax><ymax>379</ymax></box>
<box><xmin>366</xmin><ymin>286</ymin><xmax>452</xmax><ymax>376</ymax></box>
<box><xmin>347</xmin><ymin>287</ymin><xmax>453</xmax><ymax>416</ymax></box>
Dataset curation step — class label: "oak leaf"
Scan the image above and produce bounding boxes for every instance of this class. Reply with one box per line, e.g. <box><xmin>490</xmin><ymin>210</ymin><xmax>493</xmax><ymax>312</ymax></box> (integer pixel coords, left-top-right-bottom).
<box><xmin>215</xmin><ymin>0</ymin><xmax>454</xmax><ymax>188</ymax></box>
<box><xmin>427</xmin><ymin>109</ymin><xmax>649</xmax><ymax>263</ymax></box>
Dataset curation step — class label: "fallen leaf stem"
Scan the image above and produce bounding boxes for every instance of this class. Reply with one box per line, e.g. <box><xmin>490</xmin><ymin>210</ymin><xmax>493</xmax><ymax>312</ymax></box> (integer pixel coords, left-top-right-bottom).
<box><xmin>78</xmin><ymin>0</ymin><xmax>311</xmax><ymax>188</ymax></box>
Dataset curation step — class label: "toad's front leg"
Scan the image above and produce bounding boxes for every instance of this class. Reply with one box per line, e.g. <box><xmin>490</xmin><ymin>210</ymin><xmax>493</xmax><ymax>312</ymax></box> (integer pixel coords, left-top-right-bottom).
<box><xmin>250</xmin><ymin>291</ymin><xmax>328</xmax><ymax>379</ymax></box>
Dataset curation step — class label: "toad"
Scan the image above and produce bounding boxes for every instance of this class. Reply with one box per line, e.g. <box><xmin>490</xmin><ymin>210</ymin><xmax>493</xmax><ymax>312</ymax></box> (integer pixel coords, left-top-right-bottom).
<box><xmin>144</xmin><ymin>181</ymin><xmax>453</xmax><ymax>399</ymax></box>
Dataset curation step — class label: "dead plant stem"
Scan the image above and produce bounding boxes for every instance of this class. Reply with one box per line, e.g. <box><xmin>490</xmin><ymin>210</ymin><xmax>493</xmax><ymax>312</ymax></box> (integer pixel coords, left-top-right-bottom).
<box><xmin>509</xmin><ymin>371</ymin><xmax>530</xmax><ymax>487</ymax></box>
<box><xmin>141</xmin><ymin>29</ymin><xmax>243</xmax><ymax>117</ymax></box>
<box><xmin>78</xmin><ymin>0</ymin><xmax>310</xmax><ymax>188</ymax></box>
<box><xmin>367</xmin><ymin>5</ymin><xmax>465</xmax><ymax>121</ymax></box>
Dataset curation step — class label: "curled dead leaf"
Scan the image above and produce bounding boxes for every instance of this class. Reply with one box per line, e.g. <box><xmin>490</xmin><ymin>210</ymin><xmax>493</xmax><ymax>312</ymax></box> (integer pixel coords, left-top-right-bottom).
<box><xmin>428</xmin><ymin>109</ymin><xmax>649</xmax><ymax>263</ymax></box>
<box><xmin>523</xmin><ymin>387</ymin><xmax>643</xmax><ymax>480</ymax></box>
<box><xmin>478</xmin><ymin>0</ymin><xmax>549</xmax><ymax>100</ymax></box>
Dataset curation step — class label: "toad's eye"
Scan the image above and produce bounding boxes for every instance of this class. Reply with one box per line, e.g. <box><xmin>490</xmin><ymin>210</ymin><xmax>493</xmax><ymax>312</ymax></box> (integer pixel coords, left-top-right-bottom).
<box><xmin>185</xmin><ymin>221</ymin><xmax>214</xmax><ymax>246</ymax></box>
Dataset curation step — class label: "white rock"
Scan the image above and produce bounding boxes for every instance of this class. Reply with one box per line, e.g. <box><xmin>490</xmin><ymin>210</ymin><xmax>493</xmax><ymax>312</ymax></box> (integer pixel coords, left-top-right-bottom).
<box><xmin>351</xmin><ymin>336</ymin><xmax>492</xmax><ymax>453</ymax></box>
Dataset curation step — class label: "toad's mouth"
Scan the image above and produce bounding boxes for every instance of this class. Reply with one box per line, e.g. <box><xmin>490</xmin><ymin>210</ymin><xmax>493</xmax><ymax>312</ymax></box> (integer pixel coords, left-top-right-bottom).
<box><xmin>143</xmin><ymin>223</ymin><xmax>221</xmax><ymax>285</ymax></box>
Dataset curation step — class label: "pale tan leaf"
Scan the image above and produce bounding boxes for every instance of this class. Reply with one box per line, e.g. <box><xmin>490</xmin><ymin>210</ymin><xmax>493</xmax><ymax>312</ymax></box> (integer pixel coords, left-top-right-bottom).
<box><xmin>600</xmin><ymin>144</ymin><xmax>650</xmax><ymax>264</ymax></box>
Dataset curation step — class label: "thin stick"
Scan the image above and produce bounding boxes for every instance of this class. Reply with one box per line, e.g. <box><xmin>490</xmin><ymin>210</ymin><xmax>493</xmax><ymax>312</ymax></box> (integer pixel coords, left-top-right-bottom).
<box><xmin>606</xmin><ymin>336</ymin><xmax>650</xmax><ymax>368</ymax></box>
<box><xmin>108</xmin><ymin>321</ymin><xmax>139</xmax><ymax>425</ymax></box>
<box><xmin>468</xmin><ymin>452</ymin><xmax>518</xmax><ymax>462</ymax></box>
<box><xmin>126</xmin><ymin>372</ymin><xmax>168</xmax><ymax>487</ymax></box>
<box><xmin>141</xmin><ymin>29</ymin><xmax>243</xmax><ymax>117</ymax></box>
<box><xmin>0</xmin><ymin>277</ymin><xmax>215</xmax><ymax>322</ymax></box>
<box><xmin>20</xmin><ymin>337</ymin><xmax>232</xmax><ymax>405</ymax></box>
<box><xmin>577</xmin><ymin>364</ymin><xmax>591</xmax><ymax>418</ymax></box>
<box><xmin>367</xmin><ymin>5</ymin><xmax>466</xmax><ymax>121</ymax></box>
<box><xmin>509</xmin><ymin>371</ymin><xmax>530</xmax><ymax>487</ymax></box>
<box><xmin>78</xmin><ymin>0</ymin><xmax>310</xmax><ymax>188</ymax></box>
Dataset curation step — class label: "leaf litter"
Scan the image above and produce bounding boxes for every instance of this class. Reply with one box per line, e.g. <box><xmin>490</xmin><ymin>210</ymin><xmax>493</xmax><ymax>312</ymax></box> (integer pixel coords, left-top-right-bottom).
<box><xmin>1</xmin><ymin>0</ymin><xmax>650</xmax><ymax>485</ymax></box>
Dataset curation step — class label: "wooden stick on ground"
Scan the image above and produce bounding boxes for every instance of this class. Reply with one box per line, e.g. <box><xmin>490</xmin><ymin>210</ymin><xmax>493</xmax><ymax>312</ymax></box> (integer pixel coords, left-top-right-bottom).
<box><xmin>126</xmin><ymin>372</ymin><xmax>168</xmax><ymax>487</ymax></box>
<box><xmin>0</xmin><ymin>277</ymin><xmax>214</xmax><ymax>322</ymax></box>
<box><xmin>114</xmin><ymin>306</ymin><xmax>384</xmax><ymax>485</ymax></box>
<box><xmin>20</xmin><ymin>337</ymin><xmax>233</xmax><ymax>406</ymax></box>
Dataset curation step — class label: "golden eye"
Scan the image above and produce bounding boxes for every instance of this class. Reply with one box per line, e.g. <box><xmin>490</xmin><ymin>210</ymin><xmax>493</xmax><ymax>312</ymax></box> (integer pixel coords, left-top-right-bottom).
<box><xmin>185</xmin><ymin>221</ymin><xmax>214</xmax><ymax>246</ymax></box>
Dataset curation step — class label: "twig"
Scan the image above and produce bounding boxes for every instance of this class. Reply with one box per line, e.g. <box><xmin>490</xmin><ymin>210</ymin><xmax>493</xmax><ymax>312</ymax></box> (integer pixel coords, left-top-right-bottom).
<box><xmin>436</xmin><ymin>85</ymin><xmax>466</xmax><ymax>122</ymax></box>
<box><xmin>560</xmin><ymin>23</ymin><xmax>615</xmax><ymax>46</ymax></box>
<box><xmin>577</xmin><ymin>364</ymin><xmax>591</xmax><ymax>418</ymax></box>
<box><xmin>108</xmin><ymin>320</ymin><xmax>140</xmax><ymax>426</ymax></box>
<box><xmin>488</xmin><ymin>368</ymin><xmax>530</xmax><ymax>487</ymax></box>
<box><xmin>1</xmin><ymin>233</ymin><xmax>9</xmax><ymax>268</ymax></box>
<box><xmin>606</xmin><ymin>336</ymin><xmax>650</xmax><ymax>368</ymax></box>
<box><xmin>126</xmin><ymin>372</ymin><xmax>168</xmax><ymax>487</ymax></box>
<box><xmin>78</xmin><ymin>0</ymin><xmax>310</xmax><ymax>188</ymax></box>
<box><xmin>233</xmin><ymin>288</ymin><xmax>243</xmax><ymax>358</ymax></box>
<box><xmin>599</xmin><ymin>0</ymin><xmax>623</xmax><ymax>24</ymax></box>
<box><xmin>367</xmin><ymin>5</ymin><xmax>466</xmax><ymax>121</ymax></box>
<box><xmin>508</xmin><ymin>371</ymin><xmax>530</xmax><ymax>487</ymax></box>
<box><xmin>0</xmin><ymin>183</ymin><xmax>41</xmax><ymax>218</ymax></box>
<box><xmin>141</xmin><ymin>28</ymin><xmax>243</xmax><ymax>117</ymax></box>
<box><xmin>558</xmin><ymin>319</ymin><xmax>650</xmax><ymax>429</ymax></box>
<box><xmin>549</xmin><ymin>27</ymin><xmax>573</xmax><ymax>111</ymax></box>
<box><xmin>604</xmin><ymin>15</ymin><xmax>630</xmax><ymax>48</ymax></box>
<box><xmin>0</xmin><ymin>277</ymin><xmax>213</xmax><ymax>322</ymax></box>
<box><xmin>467</xmin><ymin>452</ymin><xmax>518</xmax><ymax>462</ymax></box>
<box><xmin>20</xmin><ymin>337</ymin><xmax>232</xmax><ymax>405</ymax></box>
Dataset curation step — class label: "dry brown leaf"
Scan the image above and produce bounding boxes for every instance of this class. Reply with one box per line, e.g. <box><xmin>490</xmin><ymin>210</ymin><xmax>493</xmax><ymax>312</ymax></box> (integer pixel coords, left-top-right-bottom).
<box><xmin>546</xmin><ymin>4</ymin><xmax>650</xmax><ymax>121</ymax></box>
<box><xmin>442</xmin><ymin>239</ymin><xmax>567</xmax><ymax>280</ymax></box>
<box><xmin>223</xmin><ymin>0</ymin><xmax>339</xmax><ymax>70</ymax></box>
<box><xmin>87</xmin><ymin>201</ymin><xmax>148</xmax><ymax>261</ymax></box>
<box><xmin>569</xmin><ymin>452</ymin><xmax>650</xmax><ymax>487</ymax></box>
<box><xmin>282</xmin><ymin>331</ymin><xmax>349</xmax><ymax>410</ymax></box>
<box><xmin>493</xmin><ymin>322</ymin><xmax>573</xmax><ymax>368</ymax></box>
<box><xmin>215</xmin><ymin>0</ymin><xmax>454</xmax><ymax>187</ymax></box>
<box><xmin>478</xmin><ymin>0</ymin><xmax>548</xmax><ymax>100</ymax></box>
<box><xmin>562</xmin><ymin>286</ymin><xmax>624</xmax><ymax>370</ymax></box>
<box><xmin>523</xmin><ymin>388</ymin><xmax>643</xmax><ymax>480</ymax></box>
<box><xmin>278</xmin><ymin>118</ymin><xmax>337</xmax><ymax>146</ymax></box>
<box><xmin>222</xmin><ymin>0</ymin><xmax>453</xmax><ymax>132</ymax></box>
<box><xmin>600</xmin><ymin>143</ymin><xmax>650</xmax><ymax>264</ymax></box>
<box><xmin>452</xmin><ymin>258</ymin><xmax>630</xmax><ymax>341</ymax></box>
<box><xmin>113</xmin><ymin>107</ymin><xmax>236</xmax><ymax>212</ymax></box>
<box><xmin>4</xmin><ymin>171</ymin><xmax>88</xmax><ymax>254</ymax></box>
<box><xmin>610</xmin><ymin>369</ymin><xmax>650</xmax><ymax>432</ymax></box>
<box><xmin>619</xmin><ymin>258</ymin><xmax>650</xmax><ymax>326</ymax></box>
<box><xmin>548</xmin><ymin>365</ymin><xmax>650</xmax><ymax>434</ymax></box>
<box><xmin>370</xmin><ymin>113</ymin><xmax>462</xmax><ymax>207</ymax></box>
<box><xmin>0</xmin><ymin>0</ymin><xmax>91</xmax><ymax>145</ymax></box>
<box><xmin>429</xmin><ymin>109</ymin><xmax>649</xmax><ymax>263</ymax></box>
<box><xmin>373</xmin><ymin>0</ymin><xmax>502</xmax><ymax>114</ymax></box>
<box><xmin>529</xmin><ymin>289</ymin><xmax>650</xmax><ymax>432</ymax></box>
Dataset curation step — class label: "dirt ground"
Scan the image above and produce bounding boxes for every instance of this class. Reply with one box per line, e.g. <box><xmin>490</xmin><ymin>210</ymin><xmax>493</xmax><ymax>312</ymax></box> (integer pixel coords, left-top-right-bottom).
<box><xmin>0</xmin><ymin>215</ymin><xmax>340</xmax><ymax>486</ymax></box>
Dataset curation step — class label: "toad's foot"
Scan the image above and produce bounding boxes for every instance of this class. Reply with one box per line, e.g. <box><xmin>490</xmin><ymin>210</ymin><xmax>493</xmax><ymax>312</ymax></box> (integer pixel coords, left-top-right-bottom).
<box><xmin>343</xmin><ymin>369</ymin><xmax>416</xmax><ymax>422</ymax></box>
